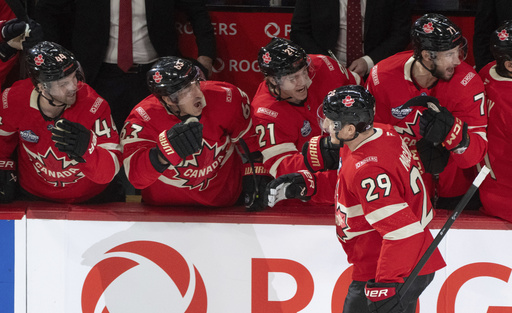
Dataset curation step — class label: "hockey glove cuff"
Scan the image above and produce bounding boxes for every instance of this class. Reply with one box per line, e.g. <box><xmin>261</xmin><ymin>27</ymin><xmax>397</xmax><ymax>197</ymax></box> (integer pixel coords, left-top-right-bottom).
<box><xmin>0</xmin><ymin>159</ymin><xmax>17</xmax><ymax>203</ymax></box>
<box><xmin>242</xmin><ymin>163</ymin><xmax>273</xmax><ymax>211</ymax></box>
<box><xmin>157</xmin><ymin>117</ymin><xmax>203</xmax><ymax>166</ymax></box>
<box><xmin>302</xmin><ymin>135</ymin><xmax>341</xmax><ymax>172</ymax></box>
<box><xmin>365</xmin><ymin>279</ymin><xmax>404</xmax><ymax>313</ymax></box>
<box><xmin>51</xmin><ymin>118</ymin><xmax>95</xmax><ymax>163</ymax></box>
<box><xmin>264</xmin><ymin>170</ymin><xmax>316</xmax><ymax>208</ymax></box>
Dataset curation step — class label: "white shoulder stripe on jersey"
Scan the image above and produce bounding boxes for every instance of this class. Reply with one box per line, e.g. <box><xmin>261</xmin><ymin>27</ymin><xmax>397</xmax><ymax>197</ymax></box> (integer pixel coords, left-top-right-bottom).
<box><xmin>365</xmin><ymin>202</ymin><xmax>408</xmax><ymax>225</ymax></box>
<box><xmin>383</xmin><ymin>221</ymin><xmax>425</xmax><ymax>241</ymax></box>
<box><xmin>0</xmin><ymin>129</ymin><xmax>16</xmax><ymax>136</ymax></box>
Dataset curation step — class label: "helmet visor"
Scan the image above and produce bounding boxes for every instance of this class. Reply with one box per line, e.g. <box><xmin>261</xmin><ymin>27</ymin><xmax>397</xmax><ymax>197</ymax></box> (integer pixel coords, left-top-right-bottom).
<box><xmin>317</xmin><ymin>104</ymin><xmax>342</xmax><ymax>134</ymax></box>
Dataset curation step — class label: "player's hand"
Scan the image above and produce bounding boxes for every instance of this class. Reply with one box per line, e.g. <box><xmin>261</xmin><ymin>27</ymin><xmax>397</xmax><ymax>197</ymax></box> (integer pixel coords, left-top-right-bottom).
<box><xmin>0</xmin><ymin>159</ymin><xmax>17</xmax><ymax>203</ymax></box>
<box><xmin>365</xmin><ymin>279</ymin><xmax>404</xmax><ymax>313</ymax></box>
<box><xmin>416</xmin><ymin>138</ymin><xmax>449</xmax><ymax>174</ymax></box>
<box><xmin>0</xmin><ymin>18</ymin><xmax>27</xmax><ymax>60</ymax></box>
<box><xmin>242</xmin><ymin>163</ymin><xmax>273</xmax><ymax>211</ymax></box>
<box><xmin>419</xmin><ymin>105</ymin><xmax>469</xmax><ymax>151</ymax></box>
<box><xmin>302</xmin><ymin>135</ymin><xmax>341</xmax><ymax>172</ymax></box>
<box><xmin>22</xmin><ymin>19</ymin><xmax>43</xmax><ymax>50</ymax></box>
<box><xmin>1</xmin><ymin>18</ymin><xmax>27</xmax><ymax>42</ymax></box>
<box><xmin>348</xmin><ymin>57</ymin><xmax>369</xmax><ymax>77</ymax></box>
<box><xmin>51</xmin><ymin>118</ymin><xmax>95</xmax><ymax>163</ymax></box>
<box><xmin>156</xmin><ymin>117</ymin><xmax>203</xmax><ymax>166</ymax></box>
<box><xmin>263</xmin><ymin>170</ymin><xmax>316</xmax><ymax>207</ymax></box>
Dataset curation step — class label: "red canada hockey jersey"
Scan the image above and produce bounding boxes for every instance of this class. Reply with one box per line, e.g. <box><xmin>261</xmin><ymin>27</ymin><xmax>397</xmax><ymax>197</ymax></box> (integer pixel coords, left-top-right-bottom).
<box><xmin>335</xmin><ymin>123</ymin><xmax>445</xmax><ymax>282</ymax></box>
<box><xmin>121</xmin><ymin>81</ymin><xmax>252</xmax><ymax>206</ymax></box>
<box><xmin>251</xmin><ymin>54</ymin><xmax>360</xmax><ymax>204</ymax></box>
<box><xmin>478</xmin><ymin>62</ymin><xmax>512</xmax><ymax>222</ymax></box>
<box><xmin>0</xmin><ymin>79</ymin><xmax>121</xmax><ymax>203</ymax></box>
<box><xmin>367</xmin><ymin>51</ymin><xmax>488</xmax><ymax>198</ymax></box>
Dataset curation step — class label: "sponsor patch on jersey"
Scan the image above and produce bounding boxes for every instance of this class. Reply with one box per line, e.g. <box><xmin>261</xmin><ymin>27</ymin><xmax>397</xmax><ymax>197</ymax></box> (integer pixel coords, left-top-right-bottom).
<box><xmin>355</xmin><ymin>156</ymin><xmax>378</xmax><ymax>169</ymax></box>
<box><xmin>319</xmin><ymin>55</ymin><xmax>335</xmax><ymax>71</ymax></box>
<box><xmin>460</xmin><ymin>72</ymin><xmax>476</xmax><ymax>86</ymax></box>
<box><xmin>221</xmin><ymin>87</ymin><xmax>232</xmax><ymax>103</ymax></box>
<box><xmin>301</xmin><ymin>120</ymin><xmax>312</xmax><ymax>137</ymax></box>
<box><xmin>256</xmin><ymin>107</ymin><xmax>278</xmax><ymax>118</ymax></box>
<box><xmin>371</xmin><ymin>65</ymin><xmax>379</xmax><ymax>86</ymax></box>
<box><xmin>391</xmin><ymin>105</ymin><xmax>413</xmax><ymax>119</ymax></box>
<box><xmin>135</xmin><ymin>107</ymin><xmax>151</xmax><ymax>122</ymax></box>
<box><xmin>89</xmin><ymin>97</ymin><xmax>103</xmax><ymax>114</ymax></box>
<box><xmin>20</xmin><ymin>130</ymin><xmax>39</xmax><ymax>143</ymax></box>
<box><xmin>2</xmin><ymin>88</ymin><xmax>10</xmax><ymax>109</ymax></box>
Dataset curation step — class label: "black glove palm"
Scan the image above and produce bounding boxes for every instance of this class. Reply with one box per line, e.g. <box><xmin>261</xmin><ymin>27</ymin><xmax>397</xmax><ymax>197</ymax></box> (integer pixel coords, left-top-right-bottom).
<box><xmin>416</xmin><ymin>138</ymin><xmax>450</xmax><ymax>174</ymax></box>
<box><xmin>51</xmin><ymin>118</ymin><xmax>92</xmax><ymax>163</ymax></box>
<box><xmin>22</xmin><ymin>19</ymin><xmax>43</xmax><ymax>50</ymax></box>
<box><xmin>157</xmin><ymin>118</ymin><xmax>203</xmax><ymax>166</ymax></box>
<box><xmin>242</xmin><ymin>163</ymin><xmax>273</xmax><ymax>211</ymax></box>
<box><xmin>1</xmin><ymin>18</ymin><xmax>26</xmax><ymax>41</ymax></box>
<box><xmin>0</xmin><ymin>168</ymin><xmax>17</xmax><ymax>203</ymax></box>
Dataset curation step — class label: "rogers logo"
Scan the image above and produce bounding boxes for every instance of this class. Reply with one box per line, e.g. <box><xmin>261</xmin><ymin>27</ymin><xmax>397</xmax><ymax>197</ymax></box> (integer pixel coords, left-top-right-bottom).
<box><xmin>81</xmin><ymin>241</ymin><xmax>207</xmax><ymax>313</ymax></box>
<box><xmin>212</xmin><ymin>58</ymin><xmax>225</xmax><ymax>73</ymax></box>
<box><xmin>264</xmin><ymin>23</ymin><xmax>291</xmax><ymax>38</ymax></box>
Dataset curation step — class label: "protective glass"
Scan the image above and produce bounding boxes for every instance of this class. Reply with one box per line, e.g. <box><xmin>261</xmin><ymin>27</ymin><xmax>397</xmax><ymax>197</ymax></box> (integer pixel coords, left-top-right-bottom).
<box><xmin>433</xmin><ymin>37</ymin><xmax>468</xmax><ymax>62</ymax></box>
<box><xmin>44</xmin><ymin>68</ymin><xmax>85</xmax><ymax>101</ymax></box>
<box><xmin>317</xmin><ymin>104</ymin><xmax>342</xmax><ymax>135</ymax></box>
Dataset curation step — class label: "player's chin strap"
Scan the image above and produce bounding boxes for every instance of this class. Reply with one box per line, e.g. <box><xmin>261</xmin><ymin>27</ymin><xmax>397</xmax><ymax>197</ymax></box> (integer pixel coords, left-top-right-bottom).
<box><xmin>416</xmin><ymin>57</ymin><xmax>441</xmax><ymax>79</ymax></box>
<box><xmin>40</xmin><ymin>91</ymin><xmax>67</xmax><ymax>108</ymax></box>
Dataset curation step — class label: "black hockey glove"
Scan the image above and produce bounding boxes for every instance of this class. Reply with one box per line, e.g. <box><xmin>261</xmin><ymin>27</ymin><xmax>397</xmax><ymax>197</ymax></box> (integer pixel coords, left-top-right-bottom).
<box><xmin>365</xmin><ymin>279</ymin><xmax>404</xmax><ymax>313</ymax></box>
<box><xmin>242</xmin><ymin>162</ymin><xmax>273</xmax><ymax>211</ymax></box>
<box><xmin>22</xmin><ymin>19</ymin><xmax>43</xmax><ymax>50</ymax></box>
<box><xmin>263</xmin><ymin>170</ymin><xmax>316</xmax><ymax>207</ymax></box>
<box><xmin>0</xmin><ymin>159</ymin><xmax>17</xmax><ymax>203</ymax></box>
<box><xmin>420</xmin><ymin>105</ymin><xmax>469</xmax><ymax>151</ymax></box>
<box><xmin>0</xmin><ymin>18</ymin><xmax>26</xmax><ymax>61</ymax></box>
<box><xmin>416</xmin><ymin>138</ymin><xmax>450</xmax><ymax>175</ymax></box>
<box><xmin>156</xmin><ymin>117</ymin><xmax>203</xmax><ymax>166</ymax></box>
<box><xmin>51</xmin><ymin>118</ymin><xmax>94</xmax><ymax>163</ymax></box>
<box><xmin>302</xmin><ymin>135</ymin><xmax>341</xmax><ymax>173</ymax></box>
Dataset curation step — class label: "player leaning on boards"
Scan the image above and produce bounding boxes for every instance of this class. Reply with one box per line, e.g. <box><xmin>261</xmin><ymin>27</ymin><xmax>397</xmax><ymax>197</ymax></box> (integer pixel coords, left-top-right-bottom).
<box><xmin>265</xmin><ymin>85</ymin><xmax>445</xmax><ymax>313</ymax></box>
<box><xmin>477</xmin><ymin>20</ymin><xmax>512</xmax><ymax>223</ymax></box>
<box><xmin>366</xmin><ymin>14</ymin><xmax>488</xmax><ymax>210</ymax></box>
<box><xmin>0</xmin><ymin>41</ymin><xmax>123</xmax><ymax>203</ymax></box>
<box><xmin>121</xmin><ymin>56</ymin><xmax>261</xmax><ymax>207</ymax></box>
<box><xmin>248</xmin><ymin>37</ymin><xmax>361</xmax><ymax>206</ymax></box>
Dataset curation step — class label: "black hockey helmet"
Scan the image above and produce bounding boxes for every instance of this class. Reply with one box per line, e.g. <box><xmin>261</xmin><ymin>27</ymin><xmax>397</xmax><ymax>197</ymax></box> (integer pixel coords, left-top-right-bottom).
<box><xmin>491</xmin><ymin>20</ymin><xmax>512</xmax><ymax>76</ymax></box>
<box><xmin>321</xmin><ymin>85</ymin><xmax>374</xmax><ymax>133</ymax></box>
<box><xmin>258</xmin><ymin>37</ymin><xmax>309</xmax><ymax>78</ymax></box>
<box><xmin>147</xmin><ymin>56</ymin><xmax>201</xmax><ymax>99</ymax></box>
<box><xmin>25</xmin><ymin>41</ymin><xmax>83</xmax><ymax>88</ymax></box>
<box><xmin>411</xmin><ymin>13</ymin><xmax>467</xmax><ymax>59</ymax></box>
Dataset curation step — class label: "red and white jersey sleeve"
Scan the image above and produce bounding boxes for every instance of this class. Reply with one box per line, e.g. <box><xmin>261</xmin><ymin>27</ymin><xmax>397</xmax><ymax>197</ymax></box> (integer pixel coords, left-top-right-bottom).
<box><xmin>121</xmin><ymin>81</ymin><xmax>251</xmax><ymax>206</ymax></box>
<box><xmin>250</xmin><ymin>55</ymin><xmax>359</xmax><ymax>204</ymax></box>
<box><xmin>367</xmin><ymin>51</ymin><xmax>488</xmax><ymax>198</ymax></box>
<box><xmin>477</xmin><ymin>62</ymin><xmax>512</xmax><ymax>222</ymax></box>
<box><xmin>0</xmin><ymin>79</ymin><xmax>121</xmax><ymax>203</ymax></box>
<box><xmin>335</xmin><ymin>124</ymin><xmax>445</xmax><ymax>282</ymax></box>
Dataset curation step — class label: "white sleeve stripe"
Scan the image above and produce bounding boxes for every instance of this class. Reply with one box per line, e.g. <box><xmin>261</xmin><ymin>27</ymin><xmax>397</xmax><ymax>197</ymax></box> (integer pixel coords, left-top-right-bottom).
<box><xmin>269</xmin><ymin>155</ymin><xmax>290</xmax><ymax>177</ymax></box>
<box><xmin>261</xmin><ymin>142</ymin><xmax>298</xmax><ymax>161</ymax></box>
<box><xmin>0</xmin><ymin>129</ymin><xmax>16</xmax><ymax>136</ymax></box>
<box><xmin>107</xmin><ymin>150</ymin><xmax>121</xmax><ymax>175</ymax></box>
<box><xmin>98</xmin><ymin>142</ymin><xmax>122</xmax><ymax>152</ymax></box>
<box><xmin>473</xmin><ymin>131</ymin><xmax>488</xmax><ymax>141</ymax></box>
<box><xmin>365</xmin><ymin>202</ymin><xmax>408</xmax><ymax>224</ymax></box>
<box><xmin>231</xmin><ymin>119</ymin><xmax>253</xmax><ymax>142</ymax></box>
<box><xmin>383</xmin><ymin>221</ymin><xmax>425</xmax><ymax>240</ymax></box>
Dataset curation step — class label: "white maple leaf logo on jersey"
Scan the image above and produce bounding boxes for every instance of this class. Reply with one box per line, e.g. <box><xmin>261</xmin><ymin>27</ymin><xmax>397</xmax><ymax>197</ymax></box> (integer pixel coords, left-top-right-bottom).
<box><xmin>22</xmin><ymin>145</ymin><xmax>84</xmax><ymax>187</ymax></box>
<box><xmin>498</xmin><ymin>29</ymin><xmax>509</xmax><ymax>41</ymax></box>
<box><xmin>423</xmin><ymin>22</ymin><xmax>434</xmax><ymax>34</ymax></box>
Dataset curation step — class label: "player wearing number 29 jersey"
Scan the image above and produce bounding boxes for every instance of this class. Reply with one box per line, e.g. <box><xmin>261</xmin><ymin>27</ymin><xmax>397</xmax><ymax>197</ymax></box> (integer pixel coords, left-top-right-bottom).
<box><xmin>336</xmin><ymin>122</ymin><xmax>445</xmax><ymax>282</ymax></box>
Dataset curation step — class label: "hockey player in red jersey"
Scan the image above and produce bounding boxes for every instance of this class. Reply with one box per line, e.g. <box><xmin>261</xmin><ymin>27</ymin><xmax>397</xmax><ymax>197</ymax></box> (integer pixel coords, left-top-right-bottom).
<box><xmin>264</xmin><ymin>85</ymin><xmax>445</xmax><ymax>313</ymax></box>
<box><xmin>477</xmin><ymin>21</ymin><xmax>512</xmax><ymax>223</ymax></box>
<box><xmin>251</xmin><ymin>37</ymin><xmax>361</xmax><ymax>205</ymax></box>
<box><xmin>366</xmin><ymin>14</ymin><xmax>488</xmax><ymax>210</ymax></box>
<box><xmin>0</xmin><ymin>41</ymin><xmax>122</xmax><ymax>203</ymax></box>
<box><xmin>121</xmin><ymin>56</ymin><xmax>260</xmax><ymax>206</ymax></box>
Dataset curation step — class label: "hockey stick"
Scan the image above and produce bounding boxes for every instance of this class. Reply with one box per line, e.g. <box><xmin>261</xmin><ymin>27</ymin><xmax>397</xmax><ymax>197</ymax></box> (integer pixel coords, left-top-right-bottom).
<box><xmin>398</xmin><ymin>165</ymin><xmax>491</xmax><ymax>299</ymax></box>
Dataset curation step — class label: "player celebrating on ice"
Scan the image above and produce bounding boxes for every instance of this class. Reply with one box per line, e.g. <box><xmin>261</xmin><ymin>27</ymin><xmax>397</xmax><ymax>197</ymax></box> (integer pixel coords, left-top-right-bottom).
<box><xmin>0</xmin><ymin>41</ymin><xmax>123</xmax><ymax>203</ymax></box>
<box><xmin>366</xmin><ymin>14</ymin><xmax>488</xmax><ymax>210</ymax></box>
<box><xmin>121</xmin><ymin>56</ymin><xmax>263</xmax><ymax>207</ymax></box>
<box><xmin>249</xmin><ymin>37</ymin><xmax>361</xmax><ymax>205</ymax></box>
<box><xmin>264</xmin><ymin>85</ymin><xmax>445</xmax><ymax>313</ymax></box>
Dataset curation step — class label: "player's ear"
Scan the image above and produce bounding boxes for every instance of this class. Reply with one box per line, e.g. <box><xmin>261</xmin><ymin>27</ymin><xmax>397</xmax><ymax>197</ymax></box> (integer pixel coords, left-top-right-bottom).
<box><xmin>421</xmin><ymin>50</ymin><xmax>432</xmax><ymax>61</ymax></box>
<box><xmin>505</xmin><ymin>60</ymin><xmax>512</xmax><ymax>73</ymax></box>
<box><xmin>267</xmin><ymin>76</ymin><xmax>277</xmax><ymax>86</ymax></box>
